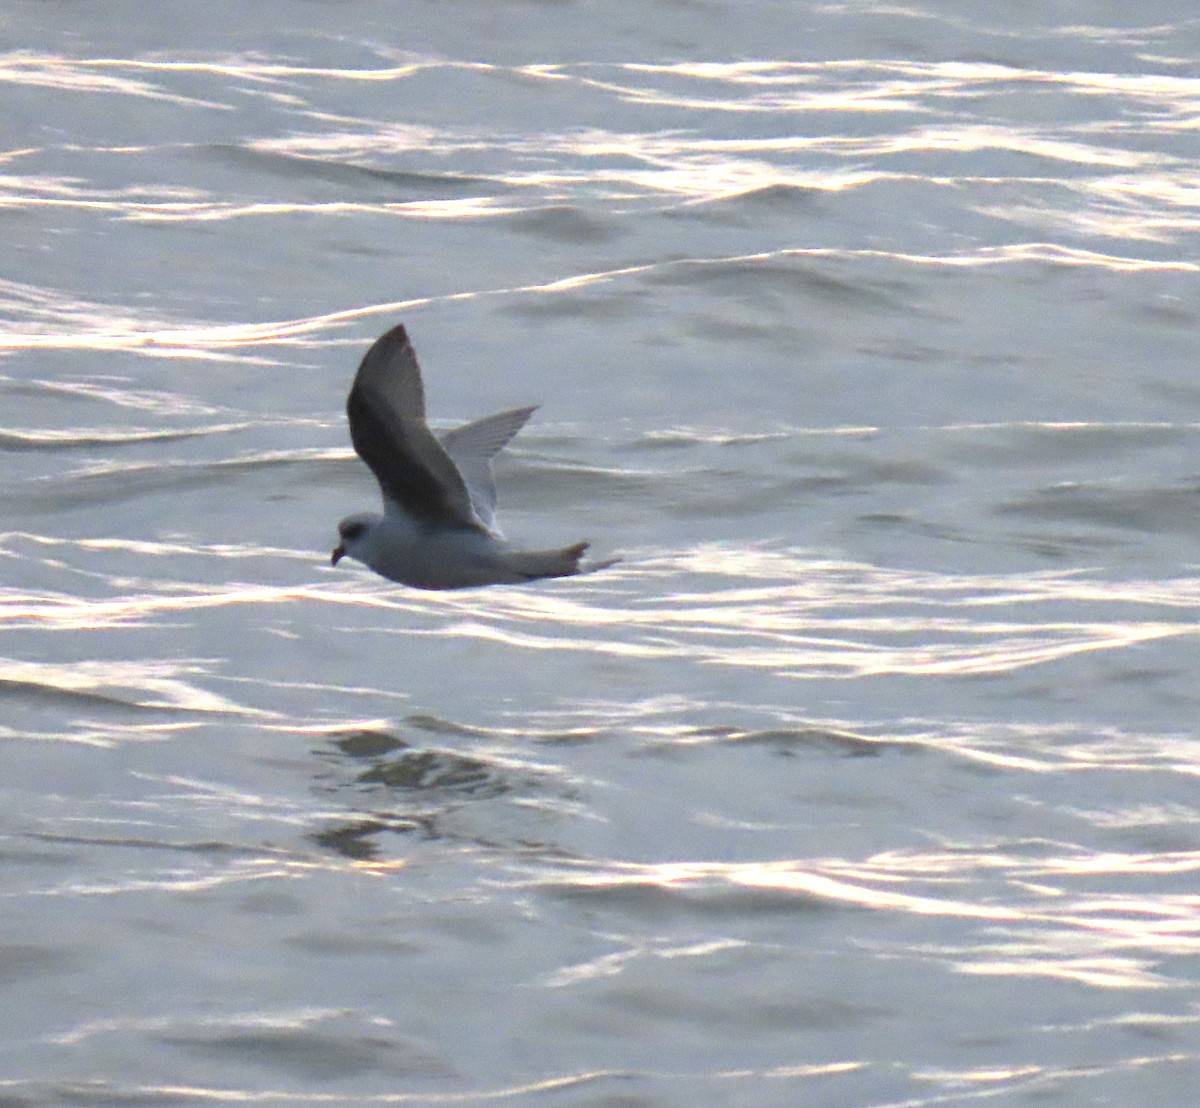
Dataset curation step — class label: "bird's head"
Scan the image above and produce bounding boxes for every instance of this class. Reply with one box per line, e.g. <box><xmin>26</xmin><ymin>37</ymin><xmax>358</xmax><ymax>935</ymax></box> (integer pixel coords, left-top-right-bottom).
<box><xmin>331</xmin><ymin>512</ymin><xmax>380</xmax><ymax>567</ymax></box>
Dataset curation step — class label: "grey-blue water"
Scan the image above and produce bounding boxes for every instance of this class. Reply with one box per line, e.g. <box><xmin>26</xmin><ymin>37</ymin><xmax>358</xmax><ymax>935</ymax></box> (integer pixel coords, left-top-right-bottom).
<box><xmin>3</xmin><ymin>3</ymin><xmax>1199</xmax><ymax>1104</ymax></box>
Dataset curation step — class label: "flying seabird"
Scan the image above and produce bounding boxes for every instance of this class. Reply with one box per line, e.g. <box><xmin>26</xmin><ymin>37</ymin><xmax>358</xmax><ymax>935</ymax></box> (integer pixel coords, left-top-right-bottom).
<box><xmin>330</xmin><ymin>323</ymin><xmax>606</xmax><ymax>589</ymax></box>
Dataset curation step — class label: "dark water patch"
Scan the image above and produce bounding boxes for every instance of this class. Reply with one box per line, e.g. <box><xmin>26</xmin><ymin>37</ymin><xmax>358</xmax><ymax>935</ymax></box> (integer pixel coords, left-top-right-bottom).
<box><xmin>729</xmin><ymin>726</ymin><xmax>905</xmax><ymax>758</ymax></box>
<box><xmin>284</xmin><ymin>931</ymin><xmax>419</xmax><ymax>957</ymax></box>
<box><xmin>1147</xmin><ymin>382</ymin><xmax>1200</xmax><ymax>410</ymax></box>
<box><xmin>855</xmin><ymin>512</ymin><xmax>967</xmax><ymax>544</ymax></box>
<box><xmin>663</xmin><ymin>184</ymin><xmax>824</xmax><ymax>225</ymax></box>
<box><xmin>406</xmin><ymin>712</ymin><xmax>492</xmax><ymax>739</ymax></box>
<box><xmin>313</xmin><ymin>720</ymin><xmax>581</xmax><ymax>862</ymax></box>
<box><xmin>0</xmin><ymin>1092</ymin><xmax>37</xmax><ymax>1108</ymax></box>
<box><xmin>998</xmin><ymin>480</ymin><xmax>1200</xmax><ymax>534</ymax></box>
<box><xmin>856</xmin><ymin>337</ymin><xmax>949</xmax><ymax>363</ymax></box>
<box><xmin>206</xmin><ymin>144</ymin><xmax>494</xmax><ymax>196</ymax></box>
<box><xmin>159</xmin><ymin>1025</ymin><xmax>450</xmax><ymax>1081</ymax></box>
<box><xmin>498</xmin><ymin>456</ymin><xmax>658</xmax><ymax>507</ymax></box>
<box><xmin>532</xmin><ymin>726</ymin><xmax>609</xmax><ymax>745</ymax></box>
<box><xmin>235</xmin><ymin>889</ymin><xmax>305</xmax><ymax>916</ymax></box>
<box><xmin>326</xmin><ymin>717</ymin><xmax>501</xmax><ymax>755</ymax></box>
<box><xmin>598</xmin><ymin>983</ymin><xmax>889</xmax><ymax>1033</ymax></box>
<box><xmin>0</xmin><ymin>678</ymin><xmax>182</xmax><ymax>717</ymax></box>
<box><xmin>1013</xmin><ymin>530</ymin><xmax>1126</xmax><ymax>559</ymax></box>
<box><xmin>0</xmin><ymin>943</ymin><xmax>76</xmax><ymax>987</ymax></box>
<box><xmin>1133</xmin><ymin>299</ymin><xmax>1197</xmax><ymax>327</ymax></box>
<box><xmin>639</xmin><ymin>723</ymin><xmax>904</xmax><ymax>758</ymax></box>
<box><xmin>0</xmin><ymin>844</ymin><xmax>77</xmax><ymax>868</ymax></box>
<box><xmin>1107</xmin><ymin>665</ymin><xmax>1181</xmax><ymax>686</ymax></box>
<box><xmin>785</xmin><ymin>452</ymin><xmax>949</xmax><ymax>491</ymax></box>
<box><xmin>356</xmin><ymin>749</ymin><xmax>509</xmax><ymax>796</ymax></box>
<box><xmin>318</xmin><ymin>801</ymin><xmax>574</xmax><ymax>859</ymax></box>
<box><xmin>310</xmin><ymin>816</ymin><xmax>424</xmax><ymax>861</ymax></box>
<box><xmin>679</xmin><ymin>315</ymin><xmax>811</xmax><ymax>346</ymax></box>
<box><xmin>502</xmin><ymin>204</ymin><xmax>621</xmax><ymax>243</ymax></box>
<box><xmin>645</xmin><ymin>258</ymin><xmax>910</xmax><ymax>311</ymax></box>
<box><xmin>649</xmin><ymin>457</ymin><xmax>944</xmax><ymax>519</ymax></box>
<box><xmin>653</xmin><ymin>476</ymin><xmax>804</xmax><ymax>520</ymax></box>
<box><xmin>712</xmin><ymin>183</ymin><xmax>825</xmax><ymax>212</ymax></box>
<box><xmin>328</xmin><ymin>728</ymin><xmax>407</xmax><ymax>759</ymax></box>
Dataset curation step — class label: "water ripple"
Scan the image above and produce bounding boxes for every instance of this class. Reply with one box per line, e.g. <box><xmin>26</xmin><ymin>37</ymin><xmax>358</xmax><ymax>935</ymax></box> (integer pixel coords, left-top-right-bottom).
<box><xmin>2</xmin><ymin>241</ymin><xmax>1190</xmax><ymax>360</ymax></box>
<box><xmin>4</xmin><ymin>539</ymin><xmax>1197</xmax><ymax>679</ymax></box>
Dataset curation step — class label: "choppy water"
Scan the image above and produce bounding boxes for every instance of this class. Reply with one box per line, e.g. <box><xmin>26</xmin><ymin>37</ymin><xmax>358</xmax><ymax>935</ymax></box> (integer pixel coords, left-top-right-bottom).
<box><xmin>3</xmin><ymin>2</ymin><xmax>1200</xmax><ymax>1104</ymax></box>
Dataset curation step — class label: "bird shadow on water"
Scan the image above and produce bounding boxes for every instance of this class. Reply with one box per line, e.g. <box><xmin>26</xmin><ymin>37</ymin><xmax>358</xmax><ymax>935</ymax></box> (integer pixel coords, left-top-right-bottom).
<box><xmin>307</xmin><ymin>717</ymin><xmax>575</xmax><ymax>862</ymax></box>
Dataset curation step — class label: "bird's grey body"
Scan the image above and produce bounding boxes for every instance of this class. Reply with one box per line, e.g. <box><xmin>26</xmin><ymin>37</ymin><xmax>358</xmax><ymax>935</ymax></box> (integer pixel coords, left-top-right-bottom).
<box><xmin>331</xmin><ymin>323</ymin><xmax>598</xmax><ymax>590</ymax></box>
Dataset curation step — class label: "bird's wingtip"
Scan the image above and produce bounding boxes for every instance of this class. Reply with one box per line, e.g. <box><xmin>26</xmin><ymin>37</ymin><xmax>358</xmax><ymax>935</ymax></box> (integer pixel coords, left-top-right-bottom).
<box><xmin>378</xmin><ymin>321</ymin><xmax>410</xmax><ymax>346</ymax></box>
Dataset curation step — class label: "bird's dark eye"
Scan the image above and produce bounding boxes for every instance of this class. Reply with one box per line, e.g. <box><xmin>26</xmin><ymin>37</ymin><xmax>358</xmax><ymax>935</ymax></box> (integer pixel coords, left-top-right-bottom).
<box><xmin>340</xmin><ymin>521</ymin><xmax>366</xmax><ymax>541</ymax></box>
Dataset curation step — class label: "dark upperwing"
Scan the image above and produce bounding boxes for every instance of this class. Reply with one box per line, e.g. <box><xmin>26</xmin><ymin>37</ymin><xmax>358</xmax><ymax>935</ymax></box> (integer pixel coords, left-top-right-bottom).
<box><xmin>345</xmin><ymin>323</ymin><xmax>479</xmax><ymax>529</ymax></box>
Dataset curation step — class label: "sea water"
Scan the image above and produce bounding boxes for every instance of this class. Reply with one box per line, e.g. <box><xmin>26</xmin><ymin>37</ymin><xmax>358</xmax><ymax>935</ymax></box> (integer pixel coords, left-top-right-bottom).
<box><xmin>2</xmin><ymin>3</ymin><xmax>1199</xmax><ymax>1104</ymax></box>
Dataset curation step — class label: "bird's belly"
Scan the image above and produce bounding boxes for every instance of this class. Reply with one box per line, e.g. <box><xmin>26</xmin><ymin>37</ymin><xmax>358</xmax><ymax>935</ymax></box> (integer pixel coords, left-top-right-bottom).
<box><xmin>371</xmin><ymin>524</ymin><xmax>513</xmax><ymax>590</ymax></box>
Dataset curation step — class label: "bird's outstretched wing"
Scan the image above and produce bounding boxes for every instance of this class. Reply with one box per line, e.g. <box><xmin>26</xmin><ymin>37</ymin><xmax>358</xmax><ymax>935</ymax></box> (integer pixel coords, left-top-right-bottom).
<box><xmin>346</xmin><ymin>324</ymin><xmax>479</xmax><ymax>528</ymax></box>
<box><xmin>440</xmin><ymin>405</ymin><xmax>536</xmax><ymax>536</ymax></box>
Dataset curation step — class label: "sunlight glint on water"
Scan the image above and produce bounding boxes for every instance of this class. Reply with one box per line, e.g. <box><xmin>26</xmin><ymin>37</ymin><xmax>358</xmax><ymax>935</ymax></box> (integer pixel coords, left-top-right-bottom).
<box><xmin>1</xmin><ymin>3</ymin><xmax>1199</xmax><ymax>1104</ymax></box>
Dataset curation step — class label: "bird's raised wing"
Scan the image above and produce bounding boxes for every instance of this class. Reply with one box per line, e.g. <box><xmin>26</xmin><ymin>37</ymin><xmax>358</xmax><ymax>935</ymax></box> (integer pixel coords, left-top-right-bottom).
<box><xmin>439</xmin><ymin>405</ymin><xmax>535</xmax><ymax>536</ymax></box>
<box><xmin>346</xmin><ymin>324</ymin><xmax>479</xmax><ymax>528</ymax></box>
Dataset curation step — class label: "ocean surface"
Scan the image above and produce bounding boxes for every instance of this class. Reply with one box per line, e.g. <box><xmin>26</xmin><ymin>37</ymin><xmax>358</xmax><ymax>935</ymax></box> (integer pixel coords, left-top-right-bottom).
<box><xmin>3</xmin><ymin>2</ymin><xmax>1199</xmax><ymax>1104</ymax></box>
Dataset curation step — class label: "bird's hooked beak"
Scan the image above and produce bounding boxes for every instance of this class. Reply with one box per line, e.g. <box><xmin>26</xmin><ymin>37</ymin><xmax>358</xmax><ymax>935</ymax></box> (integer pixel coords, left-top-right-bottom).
<box><xmin>331</xmin><ymin>543</ymin><xmax>346</xmax><ymax>567</ymax></box>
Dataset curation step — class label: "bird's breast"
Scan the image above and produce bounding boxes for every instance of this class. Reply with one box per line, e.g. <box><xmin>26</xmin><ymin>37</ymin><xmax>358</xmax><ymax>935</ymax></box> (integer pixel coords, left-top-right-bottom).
<box><xmin>367</xmin><ymin>517</ymin><xmax>507</xmax><ymax>590</ymax></box>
